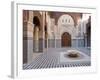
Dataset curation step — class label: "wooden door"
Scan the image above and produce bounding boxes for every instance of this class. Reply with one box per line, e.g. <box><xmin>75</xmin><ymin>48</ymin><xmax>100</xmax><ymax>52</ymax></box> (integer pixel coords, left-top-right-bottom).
<box><xmin>61</xmin><ymin>32</ymin><xmax>71</xmax><ymax>47</ymax></box>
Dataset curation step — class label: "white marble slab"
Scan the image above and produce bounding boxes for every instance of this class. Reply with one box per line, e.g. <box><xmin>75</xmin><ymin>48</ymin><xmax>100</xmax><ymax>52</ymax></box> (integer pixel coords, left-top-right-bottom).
<box><xmin>59</xmin><ymin>50</ymin><xmax>90</xmax><ymax>64</ymax></box>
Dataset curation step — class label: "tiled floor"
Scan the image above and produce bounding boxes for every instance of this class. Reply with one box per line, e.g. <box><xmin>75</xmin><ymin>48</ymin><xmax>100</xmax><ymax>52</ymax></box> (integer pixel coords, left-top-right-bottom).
<box><xmin>23</xmin><ymin>47</ymin><xmax>91</xmax><ymax>70</ymax></box>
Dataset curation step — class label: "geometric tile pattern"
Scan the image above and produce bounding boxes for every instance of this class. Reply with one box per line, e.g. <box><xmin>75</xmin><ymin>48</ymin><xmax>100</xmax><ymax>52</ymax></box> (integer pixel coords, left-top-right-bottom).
<box><xmin>23</xmin><ymin>48</ymin><xmax>91</xmax><ymax>69</ymax></box>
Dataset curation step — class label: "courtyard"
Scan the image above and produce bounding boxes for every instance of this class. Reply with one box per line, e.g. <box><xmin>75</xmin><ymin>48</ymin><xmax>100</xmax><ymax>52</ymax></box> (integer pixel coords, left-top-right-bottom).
<box><xmin>23</xmin><ymin>47</ymin><xmax>90</xmax><ymax>69</ymax></box>
<box><xmin>23</xmin><ymin>10</ymin><xmax>91</xmax><ymax>69</ymax></box>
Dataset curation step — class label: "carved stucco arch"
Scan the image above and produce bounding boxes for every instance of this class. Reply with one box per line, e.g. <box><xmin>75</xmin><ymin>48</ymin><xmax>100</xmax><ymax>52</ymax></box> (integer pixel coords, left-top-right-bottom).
<box><xmin>33</xmin><ymin>11</ymin><xmax>43</xmax><ymax>38</ymax></box>
<box><xmin>57</xmin><ymin>14</ymin><xmax>75</xmax><ymax>39</ymax></box>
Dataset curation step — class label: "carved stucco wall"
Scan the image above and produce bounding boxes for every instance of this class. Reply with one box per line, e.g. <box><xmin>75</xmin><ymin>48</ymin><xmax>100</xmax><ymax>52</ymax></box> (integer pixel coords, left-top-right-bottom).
<box><xmin>57</xmin><ymin>14</ymin><xmax>76</xmax><ymax>39</ymax></box>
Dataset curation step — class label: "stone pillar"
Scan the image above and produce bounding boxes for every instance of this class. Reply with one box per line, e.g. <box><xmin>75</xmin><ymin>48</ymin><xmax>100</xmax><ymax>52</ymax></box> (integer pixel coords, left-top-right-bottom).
<box><xmin>42</xmin><ymin>12</ymin><xmax>45</xmax><ymax>50</ymax></box>
<box><xmin>54</xmin><ymin>25</ymin><xmax>56</xmax><ymax>48</ymax></box>
<box><xmin>27</xmin><ymin>11</ymin><xmax>34</xmax><ymax>64</ymax></box>
<box><xmin>34</xmin><ymin>27</ymin><xmax>39</xmax><ymax>52</ymax></box>
<box><xmin>46</xmin><ymin>12</ymin><xmax>49</xmax><ymax>49</ymax></box>
<box><xmin>23</xmin><ymin>10</ymin><xmax>28</xmax><ymax>64</ymax></box>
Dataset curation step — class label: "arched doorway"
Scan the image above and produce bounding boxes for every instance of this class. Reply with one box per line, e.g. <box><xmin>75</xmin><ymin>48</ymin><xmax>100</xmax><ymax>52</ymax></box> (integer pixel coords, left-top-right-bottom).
<box><xmin>87</xmin><ymin>26</ymin><xmax>91</xmax><ymax>47</ymax></box>
<box><xmin>33</xmin><ymin>16</ymin><xmax>40</xmax><ymax>52</ymax></box>
<box><xmin>61</xmin><ymin>32</ymin><xmax>71</xmax><ymax>47</ymax></box>
<box><xmin>45</xmin><ymin>25</ymin><xmax>48</xmax><ymax>48</ymax></box>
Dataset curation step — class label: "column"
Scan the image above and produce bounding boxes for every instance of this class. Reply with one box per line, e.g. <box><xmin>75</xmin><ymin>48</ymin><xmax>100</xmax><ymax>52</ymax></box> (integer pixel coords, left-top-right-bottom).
<box><xmin>34</xmin><ymin>27</ymin><xmax>39</xmax><ymax>52</ymax></box>
<box><xmin>42</xmin><ymin>12</ymin><xmax>46</xmax><ymax>50</ymax></box>
<box><xmin>27</xmin><ymin>11</ymin><xmax>34</xmax><ymax>64</ymax></box>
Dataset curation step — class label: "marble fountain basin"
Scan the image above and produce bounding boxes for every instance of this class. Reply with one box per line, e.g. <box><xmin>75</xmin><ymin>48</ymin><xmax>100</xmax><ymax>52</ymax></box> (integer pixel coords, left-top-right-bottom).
<box><xmin>59</xmin><ymin>50</ymin><xmax>90</xmax><ymax>64</ymax></box>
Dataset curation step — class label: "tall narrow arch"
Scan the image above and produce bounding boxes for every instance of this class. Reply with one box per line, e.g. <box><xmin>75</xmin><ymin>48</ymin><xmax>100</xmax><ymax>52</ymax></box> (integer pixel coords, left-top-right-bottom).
<box><xmin>33</xmin><ymin>16</ymin><xmax>40</xmax><ymax>27</ymax></box>
<box><xmin>87</xmin><ymin>26</ymin><xmax>91</xmax><ymax>47</ymax></box>
<box><xmin>33</xmin><ymin>16</ymin><xmax>40</xmax><ymax>38</ymax></box>
<box><xmin>61</xmin><ymin>32</ymin><xmax>71</xmax><ymax>47</ymax></box>
<box><xmin>33</xmin><ymin>16</ymin><xmax>40</xmax><ymax>52</ymax></box>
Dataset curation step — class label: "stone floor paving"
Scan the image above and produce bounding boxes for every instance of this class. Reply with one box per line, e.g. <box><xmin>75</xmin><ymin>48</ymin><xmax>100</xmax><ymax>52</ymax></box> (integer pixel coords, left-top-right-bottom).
<box><xmin>23</xmin><ymin>47</ymin><xmax>91</xmax><ymax>70</ymax></box>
